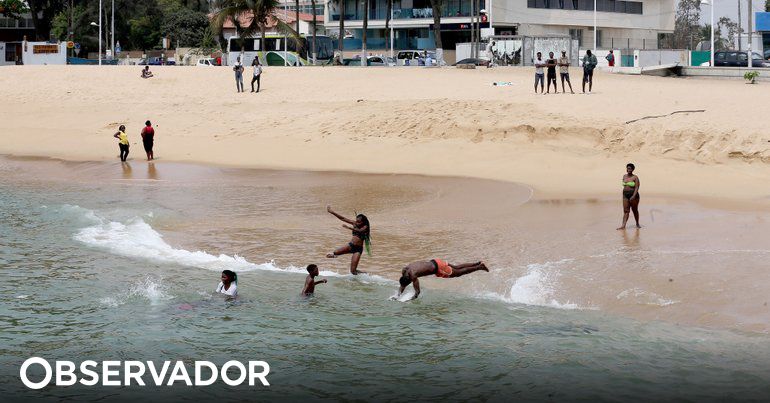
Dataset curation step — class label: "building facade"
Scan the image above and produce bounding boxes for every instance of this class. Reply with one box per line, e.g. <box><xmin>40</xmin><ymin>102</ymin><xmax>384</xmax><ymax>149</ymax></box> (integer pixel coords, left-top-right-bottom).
<box><xmin>324</xmin><ymin>0</ymin><xmax>675</xmax><ymax>59</ymax></box>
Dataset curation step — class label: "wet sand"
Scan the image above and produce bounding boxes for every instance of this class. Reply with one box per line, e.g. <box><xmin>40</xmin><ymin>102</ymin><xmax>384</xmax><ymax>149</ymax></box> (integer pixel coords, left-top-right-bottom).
<box><xmin>3</xmin><ymin>155</ymin><xmax>769</xmax><ymax>333</ymax></box>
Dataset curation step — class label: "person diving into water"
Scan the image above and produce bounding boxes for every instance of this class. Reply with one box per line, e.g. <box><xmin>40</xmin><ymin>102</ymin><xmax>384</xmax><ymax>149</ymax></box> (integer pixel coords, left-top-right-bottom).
<box><xmin>326</xmin><ymin>205</ymin><xmax>370</xmax><ymax>275</ymax></box>
<box><xmin>393</xmin><ymin>260</ymin><xmax>489</xmax><ymax>301</ymax></box>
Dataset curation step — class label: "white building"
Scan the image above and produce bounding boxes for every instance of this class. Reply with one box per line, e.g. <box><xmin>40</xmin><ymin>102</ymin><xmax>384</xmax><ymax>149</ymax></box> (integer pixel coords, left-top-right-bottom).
<box><xmin>324</xmin><ymin>0</ymin><xmax>675</xmax><ymax>61</ymax></box>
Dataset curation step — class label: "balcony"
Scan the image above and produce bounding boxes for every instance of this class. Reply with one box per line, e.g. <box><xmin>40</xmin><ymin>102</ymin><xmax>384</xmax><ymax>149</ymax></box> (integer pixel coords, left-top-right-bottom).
<box><xmin>330</xmin><ymin>1</ymin><xmax>484</xmax><ymax>21</ymax></box>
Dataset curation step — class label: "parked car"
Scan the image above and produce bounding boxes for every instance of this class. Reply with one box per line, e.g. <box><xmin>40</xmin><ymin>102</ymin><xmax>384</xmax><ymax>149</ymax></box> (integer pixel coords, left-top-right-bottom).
<box><xmin>713</xmin><ymin>51</ymin><xmax>769</xmax><ymax>67</ymax></box>
<box><xmin>196</xmin><ymin>58</ymin><xmax>217</xmax><ymax>67</ymax></box>
<box><xmin>342</xmin><ymin>55</ymin><xmax>389</xmax><ymax>66</ymax></box>
<box><xmin>454</xmin><ymin>58</ymin><xmax>490</xmax><ymax>67</ymax></box>
<box><xmin>765</xmin><ymin>49</ymin><xmax>770</xmax><ymax>61</ymax></box>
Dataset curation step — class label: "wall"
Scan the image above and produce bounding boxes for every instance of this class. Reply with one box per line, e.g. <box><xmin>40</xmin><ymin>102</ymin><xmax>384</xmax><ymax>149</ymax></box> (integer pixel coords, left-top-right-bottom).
<box><xmin>493</xmin><ymin>0</ymin><xmax>675</xmax><ymax>32</ymax></box>
<box><xmin>21</xmin><ymin>42</ymin><xmax>67</xmax><ymax>65</ymax></box>
<box><xmin>634</xmin><ymin>49</ymin><xmax>687</xmax><ymax>68</ymax></box>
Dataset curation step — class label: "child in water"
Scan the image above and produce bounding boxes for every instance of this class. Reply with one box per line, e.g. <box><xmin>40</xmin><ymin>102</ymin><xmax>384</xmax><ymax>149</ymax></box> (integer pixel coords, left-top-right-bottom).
<box><xmin>301</xmin><ymin>264</ymin><xmax>327</xmax><ymax>296</ymax></box>
<box><xmin>216</xmin><ymin>270</ymin><xmax>237</xmax><ymax>297</ymax></box>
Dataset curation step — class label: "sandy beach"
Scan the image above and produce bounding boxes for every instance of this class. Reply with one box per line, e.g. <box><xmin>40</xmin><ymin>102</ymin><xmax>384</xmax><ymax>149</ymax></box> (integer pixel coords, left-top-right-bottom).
<box><xmin>1</xmin><ymin>65</ymin><xmax>769</xmax><ymax>205</ymax></box>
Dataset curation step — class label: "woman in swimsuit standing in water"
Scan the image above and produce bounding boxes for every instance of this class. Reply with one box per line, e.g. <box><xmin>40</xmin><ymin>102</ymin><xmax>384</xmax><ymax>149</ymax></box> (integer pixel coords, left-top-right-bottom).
<box><xmin>617</xmin><ymin>163</ymin><xmax>641</xmax><ymax>230</ymax></box>
<box><xmin>326</xmin><ymin>205</ymin><xmax>370</xmax><ymax>275</ymax></box>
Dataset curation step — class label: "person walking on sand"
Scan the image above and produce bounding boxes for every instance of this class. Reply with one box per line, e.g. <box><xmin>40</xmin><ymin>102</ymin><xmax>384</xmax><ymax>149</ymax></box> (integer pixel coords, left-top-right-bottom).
<box><xmin>534</xmin><ymin>52</ymin><xmax>546</xmax><ymax>94</ymax></box>
<box><xmin>546</xmin><ymin>51</ymin><xmax>558</xmax><ymax>94</ymax></box>
<box><xmin>606</xmin><ymin>50</ymin><xmax>615</xmax><ymax>67</ymax></box>
<box><xmin>251</xmin><ymin>58</ymin><xmax>263</xmax><ymax>93</ymax></box>
<box><xmin>617</xmin><ymin>163</ymin><xmax>641</xmax><ymax>230</ymax></box>
<box><xmin>301</xmin><ymin>264</ymin><xmax>327</xmax><ymax>296</ymax></box>
<box><xmin>326</xmin><ymin>205</ymin><xmax>370</xmax><ymax>275</ymax></box>
<box><xmin>558</xmin><ymin>50</ymin><xmax>574</xmax><ymax>94</ymax></box>
<box><xmin>113</xmin><ymin>125</ymin><xmax>129</xmax><ymax>162</ymax></box>
<box><xmin>233</xmin><ymin>56</ymin><xmax>244</xmax><ymax>93</ymax></box>
<box><xmin>394</xmin><ymin>260</ymin><xmax>489</xmax><ymax>301</ymax></box>
<box><xmin>582</xmin><ymin>50</ymin><xmax>598</xmax><ymax>94</ymax></box>
<box><xmin>140</xmin><ymin>120</ymin><xmax>155</xmax><ymax>161</ymax></box>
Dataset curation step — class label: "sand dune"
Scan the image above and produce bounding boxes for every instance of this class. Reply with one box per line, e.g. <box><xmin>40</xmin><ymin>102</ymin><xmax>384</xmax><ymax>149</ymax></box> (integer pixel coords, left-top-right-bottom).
<box><xmin>1</xmin><ymin>65</ymin><xmax>768</xmax><ymax>203</ymax></box>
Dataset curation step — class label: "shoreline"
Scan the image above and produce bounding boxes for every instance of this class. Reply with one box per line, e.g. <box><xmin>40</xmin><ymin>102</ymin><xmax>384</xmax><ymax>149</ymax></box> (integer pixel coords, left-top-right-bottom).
<box><xmin>2</xmin><ymin>66</ymin><xmax>769</xmax><ymax>212</ymax></box>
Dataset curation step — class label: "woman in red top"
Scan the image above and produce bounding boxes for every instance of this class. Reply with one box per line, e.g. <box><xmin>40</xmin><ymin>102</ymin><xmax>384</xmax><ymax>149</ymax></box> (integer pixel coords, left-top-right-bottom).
<box><xmin>140</xmin><ymin>120</ymin><xmax>155</xmax><ymax>160</ymax></box>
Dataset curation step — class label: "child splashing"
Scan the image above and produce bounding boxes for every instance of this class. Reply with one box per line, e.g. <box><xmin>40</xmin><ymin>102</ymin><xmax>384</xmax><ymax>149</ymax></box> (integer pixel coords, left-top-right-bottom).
<box><xmin>326</xmin><ymin>205</ymin><xmax>371</xmax><ymax>275</ymax></box>
<box><xmin>216</xmin><ymin>270</ymin><xmax>237</xmax><ymax>298</ymax></box>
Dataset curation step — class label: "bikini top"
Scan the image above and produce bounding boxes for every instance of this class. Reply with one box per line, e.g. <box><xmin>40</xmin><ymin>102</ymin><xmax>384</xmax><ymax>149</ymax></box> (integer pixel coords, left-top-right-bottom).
<box><xmin>352</xmin><ymin>228</ymin><xmax>366</xmax><ymax>240</ymax></box>
<box><xmin>623</xmin><ymin>181</ymin><xmax>636</xmax><ymax>187</ymax></box>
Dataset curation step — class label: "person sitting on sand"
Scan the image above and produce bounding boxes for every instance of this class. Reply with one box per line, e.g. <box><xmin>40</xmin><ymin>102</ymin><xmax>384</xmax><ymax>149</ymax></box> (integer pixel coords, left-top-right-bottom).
<box><xmin>394</xmin><ymin>260</ymin><xmax>489</xmax><ymax>301</ymax></box>
<box><xmin>617</xmin><ymin>163</ymin><xmax>641</xmax><ymax>230</ymax></box>
<box><xmin>301</xmin><ymin>264</ymin><xmax>327</xmax><ymax>296</ymax></box>
<box><xmin>141</xmin><ymin>66</ymin><xmax>153</xmax><ymax>79</ymax></box>
<box><xmin>216</xmin><ymin>270</ymin><xmax>238</xmax><ymax>297</ymax></box>
<box><xmin>326</xmin><ymin>205</ymin><xmax>370</xmax><ymax>275</ymax></box>
<box><xmin>113</xmin><ymin>125</ymin><xmax>129</xmax><ymax>162</ymax></box>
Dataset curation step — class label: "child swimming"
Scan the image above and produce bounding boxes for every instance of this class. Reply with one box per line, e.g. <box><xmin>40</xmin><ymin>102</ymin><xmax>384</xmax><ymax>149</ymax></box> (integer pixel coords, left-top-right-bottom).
<box><xmin>216</xmin><ymin>270</ymin><xmax>238</xmax><ymax>297</ymax></box>
<box><xmin>301</xmin><ymin>264</ymin><xmax>327</xmax><ymax>296</ymax></box>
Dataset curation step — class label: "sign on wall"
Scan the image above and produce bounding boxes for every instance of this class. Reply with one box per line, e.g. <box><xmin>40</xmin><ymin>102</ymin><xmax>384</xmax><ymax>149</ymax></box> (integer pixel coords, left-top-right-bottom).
<box><xmin>33</xmin><ymin>44</ymin><xmax>59</xmax><ymax>54</ymax></box>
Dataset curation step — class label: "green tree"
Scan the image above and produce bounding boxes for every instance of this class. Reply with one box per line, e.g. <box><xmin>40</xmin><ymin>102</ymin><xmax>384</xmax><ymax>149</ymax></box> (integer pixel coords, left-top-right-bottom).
<box><xmin>0</xmin><ymin>0</ymin><xmax>28</xmax><ymax>19</ymax></box>
<box><xmin>130</xmin><ymin>16</ymin><xmax>163</xmax><ymax>50</ymax></box>
<box><xmin>211</xmin><ymin>0</ymin><xmax>298</xmax><ymax>57</ymax></box>
<box><xmin>717</xmin><ymin>16</ymin><xmax>742</xmax><ymax>50</ymax></box>
<box><xmin>26</xmin><ymin>0</ymin><xmax>66</xmax><ymax>40</ymax></box>
<box><xmin>673</xmin><ymin>0</ymin><xmax>702</xmax><ymax>49</ymax></box>
<box><xmin>162</xmin><ymin>8</ymin><xmax>209</xmax><ymax>47</ymax></box>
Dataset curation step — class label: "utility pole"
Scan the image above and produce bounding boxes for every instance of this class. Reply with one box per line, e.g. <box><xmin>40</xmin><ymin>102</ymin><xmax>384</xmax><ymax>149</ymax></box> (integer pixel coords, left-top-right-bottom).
<box><xmin>471</xmin><ymin>0</ymin><xmax>476</xmax><ymax>58</ymax></box>
<box><xmin>111</xmin><ymin>0</ymin><xmax>115</xmax><ymax>61</ymax></box>
<box><xmin>738</xmin><ymin>0</ymin><xmax>742</xmax><ymax>51</ymax></box>
<box><xmin>748</xmin><ymin>0</ymin><xmax>752</xmax><ymax>68</ymax></box>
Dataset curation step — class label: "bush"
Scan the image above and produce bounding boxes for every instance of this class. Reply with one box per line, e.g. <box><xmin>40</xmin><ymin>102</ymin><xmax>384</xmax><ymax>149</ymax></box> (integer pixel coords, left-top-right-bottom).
<box><xmin>744</xmin><ymin>71</ymin><xmax>760</xmax><ymax>84</ymax></box>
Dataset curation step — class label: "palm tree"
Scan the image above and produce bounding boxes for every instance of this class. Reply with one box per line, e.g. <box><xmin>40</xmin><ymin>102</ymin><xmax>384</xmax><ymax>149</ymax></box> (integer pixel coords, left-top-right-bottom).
<box><xmin>211</xmin><ymin>0</ymin><xmax>300</xmax><ymax>63</ymax></box>
<box><xmin>430</xmin><ymin>0</ymin><xmax>444</xmax><ymax>64</ymax></box>
<box><xmin>310</xmin><ymin>0</ymin><xmax>317</xmax><ymax>63</ymax></box>
<box><xmin>332</xmin><ymin>0</ymin><xmax>345</xmax><ymax>57</ymax></box>
<box><xmin>385</xmin><ymin>0</ymin><xmax>392</xmax><ymax>53</ymax></box>
<box><xmin>361</xmin><ymin>0</ymin><xmax>369</xmax><ymax>66</ymax></box>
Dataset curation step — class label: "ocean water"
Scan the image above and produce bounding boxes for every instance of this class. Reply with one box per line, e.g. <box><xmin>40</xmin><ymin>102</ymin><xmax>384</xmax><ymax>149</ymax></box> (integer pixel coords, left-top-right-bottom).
<box><xmin>1</xmin><ymin>157</ymin><xmax>770</xmax><ymax>402</ymax></box>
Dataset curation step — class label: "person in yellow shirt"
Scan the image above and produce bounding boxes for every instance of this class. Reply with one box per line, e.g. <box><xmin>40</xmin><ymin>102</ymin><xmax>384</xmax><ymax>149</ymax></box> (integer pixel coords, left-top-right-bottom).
<box><xmin>113</xmin><ymin>125</ymin><xmax>129</xmax><ymax>161</ymax></box>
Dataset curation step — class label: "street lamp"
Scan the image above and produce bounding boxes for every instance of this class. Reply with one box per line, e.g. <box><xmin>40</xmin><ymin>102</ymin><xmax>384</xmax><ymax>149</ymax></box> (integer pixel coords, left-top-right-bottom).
<box><xmin>702</xmin><ymin>0</ymin><xmax>714</xmax><ymax>67</ymax></box>
<box><xmin>90</xmin><ymin>18</ymin><xmax>101</xmax><ymax>66</ymax></box>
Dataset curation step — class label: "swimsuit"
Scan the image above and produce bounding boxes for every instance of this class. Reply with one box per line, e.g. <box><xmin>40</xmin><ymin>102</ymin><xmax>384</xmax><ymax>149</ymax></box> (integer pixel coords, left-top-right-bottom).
<box><xmin>432</xmin><ymin>259</ymin><xmax>453</xmax><ymax>278</ymax></box>
<box><xmin>622</xmin><ymin>181</ymin><xmax>639</xmax><ymax>200</ymax></box>
<box><xmin>348</xmin><ymin>242</ymin><xmax>364</xmax><ymax>254</ymax></box>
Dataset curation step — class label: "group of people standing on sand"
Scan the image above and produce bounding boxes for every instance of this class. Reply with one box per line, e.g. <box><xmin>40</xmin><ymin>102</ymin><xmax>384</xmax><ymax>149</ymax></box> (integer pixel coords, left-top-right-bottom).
<box><xmin>534</xmin><ymin>50</ymin><xmax>598</xmax><ymax>94</ymax></box>
<box><xmin>214</xmin><ymin>205</ymin><xmax>489</xmax><ymax>302</ymax></box>
<box><xmin>112</xmin><ymin>120</ymin><xmax>156</xmax><ymax>161</ymax></box>
<box><xmin>232</xmin><ymin>56</ymin><xmax>263</xmax><ymax>93</ymax></box>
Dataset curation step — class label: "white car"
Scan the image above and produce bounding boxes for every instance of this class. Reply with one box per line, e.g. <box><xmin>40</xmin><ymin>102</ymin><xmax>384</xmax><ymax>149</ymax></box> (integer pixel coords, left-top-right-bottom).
<box><xmin>196</xmin><ymin>58</ymin><xmax>216</xmax><ymax>67</ymax></box>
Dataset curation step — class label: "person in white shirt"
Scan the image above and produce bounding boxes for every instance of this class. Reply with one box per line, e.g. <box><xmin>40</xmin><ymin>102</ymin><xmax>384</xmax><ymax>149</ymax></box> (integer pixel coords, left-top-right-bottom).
<box><xmin>233</xmin><ymin>56</ymin><xmax>244</xmax><ymax>93</ymax></box>
<box><xmin>534</xmin><ymin>52</ymin><xmax>546</xmax><ymax>94</ymax></box>
<box><xmin>251</xmin><ymin>58</ymin><xmax>263</xmax><ymax>93</ymax></box>
<box><xmin>216</xmin><ymin>270</ymin><xmax>238</xmax><ymax>297</ymax></box>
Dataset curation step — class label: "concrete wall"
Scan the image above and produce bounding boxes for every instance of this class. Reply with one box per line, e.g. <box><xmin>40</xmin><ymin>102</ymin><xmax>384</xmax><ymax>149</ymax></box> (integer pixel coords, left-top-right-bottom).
<box><xmin>493</xmin><ymin>0</ymin><xmax>675</xmax><ymax>31</ymax></box>
<box><xmin>21</xmin><ymin>42</ymin><xmax>67</xmax><ymax>65</ymax></box>
<box><xmin>634</xmin><ymin>49</ymin><xmax>687</xmax><ymax>68</ymax></box>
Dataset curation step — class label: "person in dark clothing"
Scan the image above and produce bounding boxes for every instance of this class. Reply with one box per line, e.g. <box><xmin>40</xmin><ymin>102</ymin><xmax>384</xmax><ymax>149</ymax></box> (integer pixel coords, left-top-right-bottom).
<box><xmin>251</xmin><ymin>58</ymin><xmax>263</xmax><ymax>93</ymax></box>
<box><xmin>140</xmin><ymin>120</ymin><xmax>155</xmax><ymax>161</ymax></box>
<box><xmin>546</xmin><ymin>52</ymin><xmax>559</xmax><ymax>94</ymax></box>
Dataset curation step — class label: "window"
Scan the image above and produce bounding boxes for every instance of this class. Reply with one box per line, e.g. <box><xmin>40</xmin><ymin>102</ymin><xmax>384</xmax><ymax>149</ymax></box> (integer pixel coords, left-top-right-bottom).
<box><xmin>528</xmin><ymin>0</ymin><xmax>642</xmax><ymax>14</ymax></box>
<box><xmin>569</xmin><ymin>28</ymin><xmax>583</xmax><ymax>47</ymax></box>
<box><xmin>715</xmin><ymin>52</ymin><xmax>725</xmax><ymax>61</ymax></box>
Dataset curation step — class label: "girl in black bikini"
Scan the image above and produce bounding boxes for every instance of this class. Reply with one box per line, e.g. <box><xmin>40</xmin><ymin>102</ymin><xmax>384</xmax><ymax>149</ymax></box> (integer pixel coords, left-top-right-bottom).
<box><xmin>326</xmin><ymin>205</ymin><xmax>370</xmax><ymax>275</ymax></box>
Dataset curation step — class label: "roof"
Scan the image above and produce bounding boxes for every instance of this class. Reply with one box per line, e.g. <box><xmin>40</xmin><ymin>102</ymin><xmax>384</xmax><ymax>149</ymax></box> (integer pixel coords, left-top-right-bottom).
<box><xmin>216</xmin><ymin>10</ymin><xmax>321</xmax><ymax>29</ymax></box>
